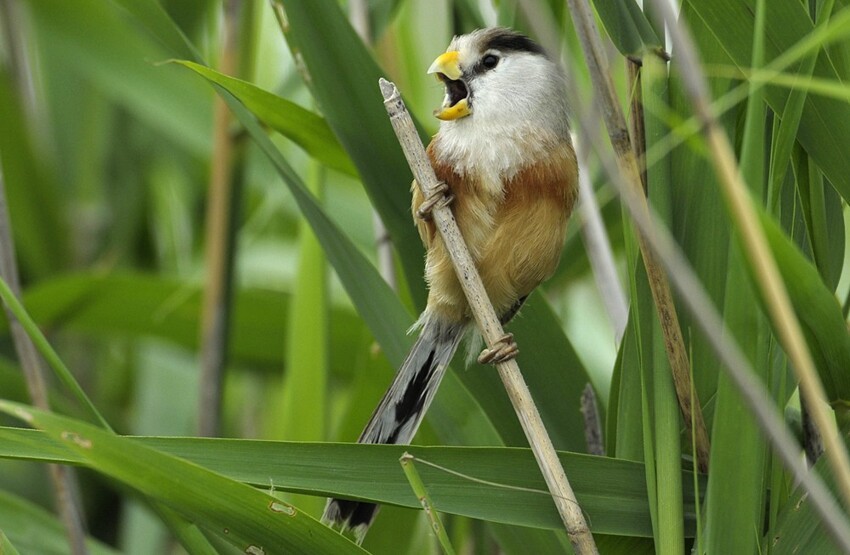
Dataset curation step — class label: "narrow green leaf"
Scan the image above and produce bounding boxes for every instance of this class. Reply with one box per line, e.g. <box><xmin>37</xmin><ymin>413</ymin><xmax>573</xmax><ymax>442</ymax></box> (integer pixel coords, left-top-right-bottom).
<box><xmin>0</xmin><ymin>277</ymin><xmax>110</xmax><ymax>430</ymax></box>
<box><xmin>175</xmin><ymin>61</ymin><xmax>358</xmax><ymax>176</ymax></box>
<box><xmin>760</xmin><ymin>210</ymin><xmax>850</xmax><ymax>404</ymax></box>
<box><xmin>798</xmin><ymin>162</ymin><xmax>845</xmax><ymax>292</ymax></box>
<box><xmin>0</xmin><ymin>404</ymin><xmax>366</xmax><ymax>554</ymax></box>
<box><xmin>594</xmin><ymin>535</ymin><xmax>654</xmax><ymax>555</ymax></box>
<box><xmin>610</xmin><ymin>309</ymin><xmax>644</xmax><ymax>463</ymax></box>
<box><xmin>642</xmin><ymin>53</ymin><xmax>685</xmax><ymax>555</ymax></box>
<box><xmin>593</xmin><ymin>0</ymin><xmax>662</xmax><ymax>56</ymax></box>
<box><xmin>605</xmin><ymin>337</ymin><xmax>627</xmax><ymax>457</ymax></box>
<box><xmin>0</xmin><ymin>427</ymin><xmax>706</xmax><ymax>538</ymax></box>
<box><xmin>766</xmin><ymin>0</ymin><xmax>831</xmax><ymax>205</ymax></box>
<box><xmin>704</xmin><ymin>2</ymin><xmax>770</xmax><ymax>551</ymax></box>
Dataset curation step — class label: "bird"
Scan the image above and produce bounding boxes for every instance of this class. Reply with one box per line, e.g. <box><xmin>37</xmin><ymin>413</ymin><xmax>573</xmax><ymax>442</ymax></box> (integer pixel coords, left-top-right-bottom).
<box><xmin>322</xmin><ymin>27</ymin><xmax>578</xmax><ymax>543</ymax></box>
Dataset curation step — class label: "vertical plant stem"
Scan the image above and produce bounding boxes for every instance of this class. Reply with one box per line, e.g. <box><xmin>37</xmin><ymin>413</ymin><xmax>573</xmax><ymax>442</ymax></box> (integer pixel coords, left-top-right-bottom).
<box><xmin>561</xmin><ymin>0</ymin><xmax>710</xmax><ymax>472</ymax></box>
<box><xmin>198</xmin><ymin>0</ymin><xmax>246</xmax><ymax>437</ymax></box>
<box><xmin>399</xmin><ymin>453</ymin><xmax>456</xmax><ymax>555</ymax></box>
<box><xmin>0</xmin><ymin>4</ymin><xmax>88</xmax><ymax>552</ymax></box>
<box><xmin>380</xmin><ymin>79</ymin><xmax>598</xmax><ymax>554</ymax></box>
<box><xmin>650</xmin><ymin>0</ymin><xmax>850</xmax><ymax>511</ymax></box>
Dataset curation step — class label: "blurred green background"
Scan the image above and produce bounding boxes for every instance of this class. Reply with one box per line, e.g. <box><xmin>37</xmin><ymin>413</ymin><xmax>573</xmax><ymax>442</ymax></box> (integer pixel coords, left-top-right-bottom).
<box><xmin>1</xmin><ymin>0</ymin><xmax>850</xmax><ymax>553</ymax></box>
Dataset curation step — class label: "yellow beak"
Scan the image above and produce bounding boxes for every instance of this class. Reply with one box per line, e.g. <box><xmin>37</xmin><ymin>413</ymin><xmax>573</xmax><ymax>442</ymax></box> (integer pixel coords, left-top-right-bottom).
<box><xmin>427</xmin><ymin>51</ymin><xmax>462</xmax><ymax>80</ymax></box>
<box><xmin>428</xmin><ymin>51</ymin><xmax>471</xmax><ymax>121</ymax></box>
<box><xmin>433</xmin><ymin>99</ymin><xmax>470</xmax><ymax>121</ymax></box>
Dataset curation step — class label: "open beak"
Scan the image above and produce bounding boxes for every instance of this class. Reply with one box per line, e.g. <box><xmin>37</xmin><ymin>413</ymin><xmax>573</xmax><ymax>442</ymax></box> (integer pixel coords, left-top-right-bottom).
<box><xmin>428</xmin><ymin>51</ymin><xmax>471</xmax><ymax>121</ymax></box>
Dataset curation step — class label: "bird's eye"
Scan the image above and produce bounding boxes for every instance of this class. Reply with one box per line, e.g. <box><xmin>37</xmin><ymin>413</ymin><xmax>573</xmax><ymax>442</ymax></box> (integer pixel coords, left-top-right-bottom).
<box><xmin>482</xmin><ymin>54</ymin><xmax>500</xmax><ymax>70</ymax></box>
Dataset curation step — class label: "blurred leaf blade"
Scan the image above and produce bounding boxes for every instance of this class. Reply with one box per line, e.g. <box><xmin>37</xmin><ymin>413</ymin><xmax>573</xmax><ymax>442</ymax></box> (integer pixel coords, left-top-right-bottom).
<box><xmin>0</xmin><ymin>489</ymin><xmax>118</xmax><ymax>555</ymax></box>
<box><xmin>108</xmin><ymin>0</ymin><xmax>203</xmax><ymax>62</ymax></box>
<box><xmin>0</xmin><ymin>68</ymin><xmax>69</xmax><ymax>277</ymax></box>
<box><xmin>10</xmin><ymin>272</ymin><xmax>302</xmax><ymax>366</ymax></box>
<box><xmin>175</xmin><ymin>61</ymin><xmax>359</xmax><ymax>176</ymax></box>
<box><xmin>24</xmin><ymin>0</ymin><xmax>212</xmax><ymax>155</ymax></box>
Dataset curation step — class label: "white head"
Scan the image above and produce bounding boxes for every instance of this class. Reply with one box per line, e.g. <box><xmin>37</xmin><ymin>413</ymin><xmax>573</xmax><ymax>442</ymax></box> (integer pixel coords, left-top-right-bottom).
<box><xmin>428</xmin><ymin>28</ymin><xmax>572</xmax><ymax>182</ymax></box>
<box><xmin>429</xmin><ymin>28</ymin><xmax>571</xmax><ymax>136</ymax></box>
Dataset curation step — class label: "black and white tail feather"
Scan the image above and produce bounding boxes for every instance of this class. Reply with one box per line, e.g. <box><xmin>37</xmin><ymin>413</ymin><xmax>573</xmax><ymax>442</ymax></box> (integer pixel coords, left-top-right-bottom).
<box><xmin>321</xmin><ymin>316</ymin><xmax>465</xmax><ymax>543</ymax></box>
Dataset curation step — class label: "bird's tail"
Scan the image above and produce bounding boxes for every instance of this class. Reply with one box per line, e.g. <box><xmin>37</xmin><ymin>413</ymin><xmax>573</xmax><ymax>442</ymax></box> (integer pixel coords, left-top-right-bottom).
<box><xmin>322</xmin><ymin>316</ymin><xmax>464</xmax><ymax>543</ymax></box>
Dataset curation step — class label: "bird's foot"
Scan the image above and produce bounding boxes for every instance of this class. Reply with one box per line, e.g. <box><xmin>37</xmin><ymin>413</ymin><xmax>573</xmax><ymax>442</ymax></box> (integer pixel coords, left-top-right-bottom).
<box><xmin>416</xmin><ymin>182</ymin><xmax>454</xmax><ymax>220</ymax></box>
<box><xmin>477</xmin><ymin>333</ymin><xmax>519</xmax><ymax>365</ymax></box>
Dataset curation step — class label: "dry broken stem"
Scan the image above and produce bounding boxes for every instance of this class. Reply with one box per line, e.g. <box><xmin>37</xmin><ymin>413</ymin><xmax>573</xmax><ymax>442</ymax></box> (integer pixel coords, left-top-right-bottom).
<box><xmin>379</xmin><ymin>78</ymin><xmax>598</xmax><ymax>555</ymax></box>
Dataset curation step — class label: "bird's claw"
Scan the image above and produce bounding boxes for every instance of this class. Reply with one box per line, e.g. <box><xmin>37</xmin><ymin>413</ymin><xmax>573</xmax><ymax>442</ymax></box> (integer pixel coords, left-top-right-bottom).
<box><xmin>477</xmin><ymin>333</ymin><xmax>519</xmax><ymax>365</ymax></box>
<box><xmin>417</xmin><ymin>182</ymin><xmax>453</xmax><ymax>220</ymax></box>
